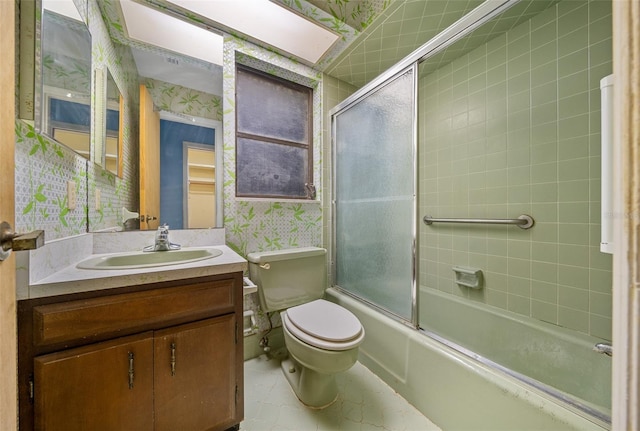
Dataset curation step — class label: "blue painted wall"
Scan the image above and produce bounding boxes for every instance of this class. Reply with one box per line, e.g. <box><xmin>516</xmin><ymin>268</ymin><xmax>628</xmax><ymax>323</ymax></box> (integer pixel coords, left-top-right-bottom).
<box><xmin>49</xmin><ymin>99</ymin><xmax>118</xmax><ymax>131</ymax></box>
<box><xmin>160</xmin><ymin>120</ymin><xmax>214</xmax><ymax>228</ymax></box>
<box><xmin>49</xmin><ymin>99</ymin><xmax>90</xmax><ymax>129</ymax></box>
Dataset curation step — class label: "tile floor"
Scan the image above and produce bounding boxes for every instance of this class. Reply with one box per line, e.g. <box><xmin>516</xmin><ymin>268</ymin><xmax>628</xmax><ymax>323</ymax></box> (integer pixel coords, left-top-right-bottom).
<box><xmin>241</xmin><ymin>355</ymin><xmax>441</xmax><ymax>431</ymax></box>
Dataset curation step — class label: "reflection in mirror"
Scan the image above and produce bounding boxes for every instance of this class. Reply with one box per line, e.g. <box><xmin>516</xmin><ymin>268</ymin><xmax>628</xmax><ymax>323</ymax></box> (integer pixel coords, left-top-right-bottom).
<box><xmin>145</xmin><ymin>111</ymin><xmax>222</xmax><ymax>230</ymax></box>
<box><xmin>123</xmin><ymin>49</ymin><xmax>223</xmax><ymax>231</ymax></box>
<box><xmin>40</xmin><ymin>1</ymin><xmax>92</xmax><ymax>160</ymax></box>
<box><xmin>185</xmin><ymin>145</ymin><xmax>216</xmax><ymax>228</ymax></box>
<box><xmin>105</xmin><ymin>69</ymin><xmax>123</xmax><ymax>176</ymax></box>
<box><xmin>90</xmin><ymin>0</ymin><xmax>225</xmax><ymax>231</ymax></box>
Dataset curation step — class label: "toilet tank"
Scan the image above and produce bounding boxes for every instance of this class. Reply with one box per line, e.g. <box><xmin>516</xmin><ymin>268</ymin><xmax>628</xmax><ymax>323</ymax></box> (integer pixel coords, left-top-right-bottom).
<box><xmin>247</xmin><ymin>247</ymin><xmax>327</xmax><ymax>312</ymax></box>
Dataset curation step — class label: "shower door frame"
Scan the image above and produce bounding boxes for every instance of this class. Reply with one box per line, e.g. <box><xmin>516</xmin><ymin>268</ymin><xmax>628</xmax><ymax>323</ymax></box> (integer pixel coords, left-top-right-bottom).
<box><xmin>330</xmin><ymin>64</ymin><xmax>419</xmax><ymax>327</ymax></box>
<box><xmin>329</xmin><ymin>0</ymin><xmax>521</xmax><ymax>327</ymax></box>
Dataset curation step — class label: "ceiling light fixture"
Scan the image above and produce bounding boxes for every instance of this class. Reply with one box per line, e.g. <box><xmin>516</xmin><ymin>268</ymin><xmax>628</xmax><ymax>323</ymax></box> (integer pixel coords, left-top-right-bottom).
<box><xmin>165</xmin><ymin>0</ymin><xmax>340</xmax><ymax>64</ymax></box>
<box><xmin>42</xmin><ymin>0</ymin><xmax>82</xmax><ymax>21</ymax></box>
<box><xmin>120</xmin><ymin>0</ymin><xmax>224</xmax><ymax>66</ymax></box>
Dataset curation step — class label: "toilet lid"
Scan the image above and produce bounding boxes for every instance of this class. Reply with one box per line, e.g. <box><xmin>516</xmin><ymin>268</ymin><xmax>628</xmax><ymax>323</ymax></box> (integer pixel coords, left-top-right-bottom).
<box><xmin>286</xmin><ymin>299</ymin><xmax>363</xmax><ymax>343</ymax></box>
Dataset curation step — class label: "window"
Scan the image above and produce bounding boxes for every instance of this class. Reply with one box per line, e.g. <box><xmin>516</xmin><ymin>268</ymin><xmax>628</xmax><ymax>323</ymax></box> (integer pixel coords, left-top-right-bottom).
<box><xmin>235</xmin><ymin>64</ymin><xmax>314</xmax><ymax>199</ymax></box>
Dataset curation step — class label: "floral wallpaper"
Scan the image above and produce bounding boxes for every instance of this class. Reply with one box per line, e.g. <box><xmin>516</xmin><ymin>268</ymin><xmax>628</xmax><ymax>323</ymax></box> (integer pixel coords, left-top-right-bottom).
<box><xmin>144</xmin><ymin>78</ymin><xmax>223</xmax><ymax>122</ymax></box>
<box><xmin>15</xmin><ymin>121</ymin><xmax>88</xmax><ymax>238</ymax></box>
<box><xmin>41</xmin><ymin>12</ymin><xmax>91</xmax><ymax>94</ymax></box>
<box><xmin>298</xmin><ymin>0</ymin><xmax>392</xmax><ymax>31</ymax></box>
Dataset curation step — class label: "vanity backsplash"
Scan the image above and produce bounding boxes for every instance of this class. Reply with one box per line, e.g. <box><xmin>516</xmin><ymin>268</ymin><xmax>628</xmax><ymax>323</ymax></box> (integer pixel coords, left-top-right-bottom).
<box><xmin>16</xmin><ymin>228</ymin><xmax>227</xmax><ymax>300</ymax></box>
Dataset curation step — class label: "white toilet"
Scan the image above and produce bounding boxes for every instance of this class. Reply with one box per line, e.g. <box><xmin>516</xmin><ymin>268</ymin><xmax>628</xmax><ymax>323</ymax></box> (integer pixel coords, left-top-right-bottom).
<box><xmin>247</xmin><ymin>247</ymin><xmax>365</xmax><ymax>408</ymax></box>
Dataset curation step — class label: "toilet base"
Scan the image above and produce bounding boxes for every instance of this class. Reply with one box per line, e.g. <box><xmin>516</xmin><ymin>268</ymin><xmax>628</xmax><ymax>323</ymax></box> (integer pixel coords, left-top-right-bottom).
<box><xmin>281</xmin><ymin>357</ymin><xmax>338</xmax><ymax>409</ymax></box>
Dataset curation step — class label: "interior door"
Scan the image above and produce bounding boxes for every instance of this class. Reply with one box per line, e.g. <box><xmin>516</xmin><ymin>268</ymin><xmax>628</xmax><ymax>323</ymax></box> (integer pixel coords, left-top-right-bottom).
<box><xmin>34</xmin><ymin>333</ymin><xmax>154</xmax><ymax>431</ymax></box>
<box><xmin>139</xmin><ymin>84</ymin><xmax>160</xmax><ymax>230</ymax></box>
<box><xmin>0</xmin><ymin>1</ymin><xmax>17</xmax><ymax>429</ymax></box>
<box><xmin>154</xmin><ymin>316</ymin><xmax>237</xmax><ymax>431</ymax></box>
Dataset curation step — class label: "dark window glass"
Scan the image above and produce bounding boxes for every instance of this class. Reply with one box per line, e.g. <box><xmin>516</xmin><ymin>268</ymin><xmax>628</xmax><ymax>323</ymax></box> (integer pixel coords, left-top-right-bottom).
<box><xmin>235</xmin><ymin>65</ymin><xmax>313</xmax><ymax>198</ymax></box>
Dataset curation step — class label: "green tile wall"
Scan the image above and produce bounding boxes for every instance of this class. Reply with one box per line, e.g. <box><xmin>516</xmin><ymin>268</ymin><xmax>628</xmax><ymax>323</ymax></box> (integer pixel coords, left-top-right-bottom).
<box><xmin>418</xmin><ymin>0</ymin><xmax>612</xmax><ymax>340</ymax></box>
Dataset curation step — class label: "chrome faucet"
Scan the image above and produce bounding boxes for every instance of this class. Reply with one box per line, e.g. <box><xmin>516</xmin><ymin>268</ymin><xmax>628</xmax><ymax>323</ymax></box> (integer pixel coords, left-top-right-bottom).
<box><xmin>143</xmin><ymin>224</ymin><xmax>181</xmax><ymax>252</ymax></box>
<box><xmin>593</xmin><ymin>342</ymin><xmax>612</xmax><ymax>357</ymax></box>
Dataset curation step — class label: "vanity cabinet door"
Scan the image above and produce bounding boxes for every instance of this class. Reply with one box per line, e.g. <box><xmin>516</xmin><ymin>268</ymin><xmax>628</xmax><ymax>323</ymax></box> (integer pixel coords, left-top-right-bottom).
<box><xmin>34</xmin><ymin>332</ymin><xmax>154</xmax><ymax>431</ymax></box>
<box><xmin>154</xmin><ymin>315</ymin><xmax>237</xmax><ymax>431</ymax></box>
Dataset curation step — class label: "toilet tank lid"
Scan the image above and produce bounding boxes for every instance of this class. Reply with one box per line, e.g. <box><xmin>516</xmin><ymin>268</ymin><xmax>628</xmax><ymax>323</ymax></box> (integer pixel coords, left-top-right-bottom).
<box><xmin>247</xmin><ymin>247</ymin><xmax>326</xmax><ymax>264</ymax></box>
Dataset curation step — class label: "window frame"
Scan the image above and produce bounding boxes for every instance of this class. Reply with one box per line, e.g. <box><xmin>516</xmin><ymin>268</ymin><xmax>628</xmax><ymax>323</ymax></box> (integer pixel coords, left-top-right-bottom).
<box><xmin>234</xmin><ymin>63</ymin><xmax>314</xmax><ymax>199</ymax></box>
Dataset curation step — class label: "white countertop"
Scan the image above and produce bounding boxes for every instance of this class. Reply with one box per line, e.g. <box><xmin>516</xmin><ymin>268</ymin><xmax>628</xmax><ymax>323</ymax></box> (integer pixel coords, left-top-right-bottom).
<box><xmin>27</xmin><ymin>245</ymin><xmax>247</xmax><ymax>299</ymax></box>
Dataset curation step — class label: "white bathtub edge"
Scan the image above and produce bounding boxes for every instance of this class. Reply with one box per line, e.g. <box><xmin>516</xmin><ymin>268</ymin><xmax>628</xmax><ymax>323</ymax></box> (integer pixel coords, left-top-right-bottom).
<box><xmin>326</xmin><ymin>287</ymin><xmax>609</xmax><ymax>431</ymax></box>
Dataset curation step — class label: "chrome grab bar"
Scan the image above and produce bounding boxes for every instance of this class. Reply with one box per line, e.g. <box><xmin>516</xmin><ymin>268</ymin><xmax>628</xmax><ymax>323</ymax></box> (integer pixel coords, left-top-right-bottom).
<box><xmin>423</xmin><ymin>214</ymin><xmax>534</xmax><ymax>229</ymax></box>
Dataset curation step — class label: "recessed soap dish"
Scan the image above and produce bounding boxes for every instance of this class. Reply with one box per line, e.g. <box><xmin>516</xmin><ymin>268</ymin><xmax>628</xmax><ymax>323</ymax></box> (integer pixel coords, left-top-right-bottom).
<box><xmin>453</xmin><ymin>266</ymin><xmax>483</xmax><ymax>289</ymax></box>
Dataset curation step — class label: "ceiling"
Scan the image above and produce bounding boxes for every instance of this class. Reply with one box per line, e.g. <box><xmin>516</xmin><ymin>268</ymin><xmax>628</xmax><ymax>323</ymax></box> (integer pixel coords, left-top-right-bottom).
<box><xmin>326</xmin><ymin>0</ymin><xmax>485</xmax><ymax>87</ymax></box>
<box><xmin>417</xmin><ymin>0</ymin><xmax>560</xmax><ymax>76</ymax></box>
<box><xmin>129</xmin><ymin>47</ymin><xmax>223</xmax><ymax>95</ymax></box>
<box><xmin>100</xmin><ymin>0</ymin><xmax>560</xmax><ymax>94</ymax></box>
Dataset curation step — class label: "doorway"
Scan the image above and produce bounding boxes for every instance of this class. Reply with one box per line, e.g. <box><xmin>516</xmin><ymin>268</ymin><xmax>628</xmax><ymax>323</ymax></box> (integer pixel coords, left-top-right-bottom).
<box><xmin>184</xmin><ymin>143</ymin><xmax>216</xmax><ymax>228</ymax></box>
<box><xmin>158</xmin><ymin>114</ymin><xmax>221</xmax><ymax>228</ymax></box>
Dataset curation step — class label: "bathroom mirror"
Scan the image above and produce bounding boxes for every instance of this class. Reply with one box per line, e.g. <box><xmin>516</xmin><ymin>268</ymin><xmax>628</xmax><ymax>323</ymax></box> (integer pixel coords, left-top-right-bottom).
<box><xmin>89</xmin><ymin>9</ymin><xmax>223</xmax><ymax>231</ymax></box>
<box><xmin>39</xmin><ymin>0</ymin><xmax>92</xmax><ymax>161</ymax></box>
<box><xmin>136</xmin><ymin>65</ymin><xmax>223</xmax><ymax>231</ymax></box>
<box><xmin>88</xmin><ymin>0</ymin><xmax>235</xmax><ymax>231</ymax></box>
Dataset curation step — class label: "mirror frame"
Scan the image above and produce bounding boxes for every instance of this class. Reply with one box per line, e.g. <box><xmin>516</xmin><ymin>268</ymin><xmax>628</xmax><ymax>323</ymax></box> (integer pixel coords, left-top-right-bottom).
<box><xmin>107</xmin><ymin>70</ymin><xmax>125</xmax><ymax>178</ymax></box>
<box><xmin>93</xmin><ymin>67</ymin><xmax>105</xmax><ymax>169</ymax></box>
<box><xmin>95</xmin><ymin>67</ymin><xmax>124</xmax><ymax>177</ymax></box>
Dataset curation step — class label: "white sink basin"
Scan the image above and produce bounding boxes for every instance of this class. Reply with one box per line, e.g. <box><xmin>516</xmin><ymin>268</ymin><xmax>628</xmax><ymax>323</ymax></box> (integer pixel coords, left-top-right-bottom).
<box><xmin>76</xmin><ymin>248</ymin><xmax>223</xmax><ymax>270</ymax></box>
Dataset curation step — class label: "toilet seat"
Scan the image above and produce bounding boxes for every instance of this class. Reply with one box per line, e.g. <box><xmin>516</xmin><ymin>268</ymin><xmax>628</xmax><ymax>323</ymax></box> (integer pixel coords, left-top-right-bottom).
<box><xmin>283</xmin><ymin>299</ymin><xmax>364</xmax><ymax>351</ymax></box>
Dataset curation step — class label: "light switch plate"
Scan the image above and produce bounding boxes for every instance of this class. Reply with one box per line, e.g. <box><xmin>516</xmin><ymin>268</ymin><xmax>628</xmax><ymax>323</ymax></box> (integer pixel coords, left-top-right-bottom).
<box><xmin>67</xmin><ymin>181</ymin><xmax>76</xmax><ymax>210</ymax></box>
<box><xmin>95</xmin><ymin>189</ymin><xmax>101</xmax><ymax>211</ymax></box>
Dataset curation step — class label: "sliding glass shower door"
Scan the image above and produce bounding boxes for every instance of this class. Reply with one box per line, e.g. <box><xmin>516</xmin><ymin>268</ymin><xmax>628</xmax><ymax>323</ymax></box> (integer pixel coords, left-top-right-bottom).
<box><xmin>332</xmin><ymin>66</ymin><xmax>416</xmax><ymax>322</ymax></box>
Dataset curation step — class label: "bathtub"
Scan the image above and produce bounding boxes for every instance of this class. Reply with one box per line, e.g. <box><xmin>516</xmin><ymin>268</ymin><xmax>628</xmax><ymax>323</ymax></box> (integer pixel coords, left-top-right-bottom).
<box><xmin>326</xmin><ymin>287</ymin><xmax>610</xmax><ymax>431</ymax></box>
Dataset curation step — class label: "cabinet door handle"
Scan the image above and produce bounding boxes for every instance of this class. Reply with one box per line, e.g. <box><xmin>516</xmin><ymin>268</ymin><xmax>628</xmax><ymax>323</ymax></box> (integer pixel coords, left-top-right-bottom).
<box><xmin>170</xmin><ymin>342</ymin><xmax>176</xmax><ymax>376</ymax></box>
<box><xmin>128</xmin><ymin>352</ymin><xmax>135</xmax><ymax>389</ymax></box>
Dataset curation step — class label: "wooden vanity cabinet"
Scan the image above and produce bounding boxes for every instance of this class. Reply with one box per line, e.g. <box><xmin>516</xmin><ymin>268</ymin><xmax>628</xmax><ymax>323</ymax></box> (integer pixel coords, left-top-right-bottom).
<box><xmin>154</xmin><ymin>316</ymin><xmax>237</xmax><ymax>431</ymax></box>
<box><xmin>18</xmin><ymin>274</ymin><xmax>244</xmax><ymax>431</ymax></box>
<box><xmin>34</xmin><ymin>332</ymin><xmax>155</xmax><ymax>431</ymax></box>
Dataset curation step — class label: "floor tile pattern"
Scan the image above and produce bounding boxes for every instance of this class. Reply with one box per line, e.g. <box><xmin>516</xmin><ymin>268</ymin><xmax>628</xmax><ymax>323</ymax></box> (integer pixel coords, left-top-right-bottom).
<box><xmin>241</xmin><ymin>356</ymin><xmax>440</xmax><ymax>431</ymax></box>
